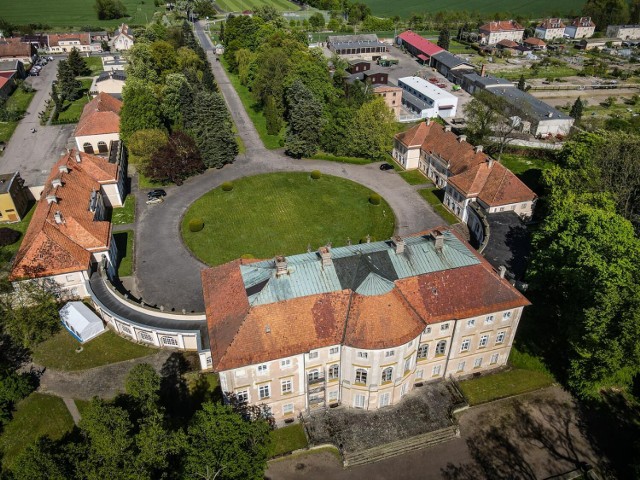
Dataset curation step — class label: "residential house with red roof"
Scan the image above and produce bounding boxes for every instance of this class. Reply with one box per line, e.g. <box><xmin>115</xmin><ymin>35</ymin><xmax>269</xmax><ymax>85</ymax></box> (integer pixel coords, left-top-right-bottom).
<box><xmin>535</xmin><ymin>18</ymin><xmax>566</xmax><ymax>40</ymax></box>
<box><xmin>479</xmin><ymin>20</ymin><xmax>524</xmax><ymax>45</ymax></box>
<box><xmin>75</xmin><ymin>92</ymin><xmax>122</xmax><ymax>156</ymax></box>
<box><xmin>9</xmin><ymin>150</ymin><xmax>123</xmax><ymax>297</ymax></box>
<box><xmin>202</xmin><ymin>228</ymin><xmax>530</xmax><ymax>421</ymax></box>
<box><xmin>565</xmin><ymin>17</ymin><xmax>596</xmax><ymax>39</ymax></box>
<box><xmin>47</xmin><ymin>33</ymin><xmax>101</xmax><ymax>53</ymax></box>
<box><xmin>0</xmin><ymin>40</ymin><xmax>36</xmax><ymax>64</ymax></box>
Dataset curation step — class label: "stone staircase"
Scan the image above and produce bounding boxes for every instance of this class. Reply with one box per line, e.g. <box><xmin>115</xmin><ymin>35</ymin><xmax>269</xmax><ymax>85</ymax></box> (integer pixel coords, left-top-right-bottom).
<box><xmin>343</xmin><ymin>424</ymin><xmax>460</xmax><ymax>467</ymax></box>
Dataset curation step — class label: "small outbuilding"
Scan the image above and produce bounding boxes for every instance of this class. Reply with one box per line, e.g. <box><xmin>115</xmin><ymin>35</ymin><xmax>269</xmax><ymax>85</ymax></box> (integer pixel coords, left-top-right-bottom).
<box><xmin>59</xmin><ymin>301</ymin><xmax>106</xmax><ymax>343</ymax></box>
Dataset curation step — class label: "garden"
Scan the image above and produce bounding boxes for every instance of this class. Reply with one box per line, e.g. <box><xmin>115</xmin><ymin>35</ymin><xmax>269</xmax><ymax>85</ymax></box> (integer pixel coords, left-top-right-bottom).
<box><xmin>181</xmin><ymin>172</ymin><xmax>395</xmax><ymax>266</ymax></box>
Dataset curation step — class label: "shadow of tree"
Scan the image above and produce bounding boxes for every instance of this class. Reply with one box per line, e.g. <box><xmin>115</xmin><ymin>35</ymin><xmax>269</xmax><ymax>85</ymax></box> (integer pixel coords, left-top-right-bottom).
<box><xmin>503</xmin><ymin>222</ymin><xmax>531</xmax><ymax>280</ymax></box>
<box><xmin>160</xmin><ymin>352</ymin><xmax>191</xmax><ymax>423</ymax></box>
<box><xmin>441</xmin><ymin>398</ymin><xmax>597</xmax><ymax>480</ymax></box>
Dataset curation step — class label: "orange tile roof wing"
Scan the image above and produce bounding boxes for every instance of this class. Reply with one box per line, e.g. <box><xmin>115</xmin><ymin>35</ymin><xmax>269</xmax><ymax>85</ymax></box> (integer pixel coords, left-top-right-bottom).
<box><xmin>74</xmin><ymin>93</ymin><xmax>122</xmax><ymax>137</ymax></box>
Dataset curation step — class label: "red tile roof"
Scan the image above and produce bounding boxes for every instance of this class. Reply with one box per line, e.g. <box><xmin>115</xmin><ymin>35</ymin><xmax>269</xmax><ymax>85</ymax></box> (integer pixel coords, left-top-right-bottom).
<box><xmin>48</xmin><ymin>33</ymin><xmax>91</xmax><ymax>46</ymax></box>
<box><xmin>538</xmin><ymin>18</ymin><xmax>566</xmax><ymax>29</ymax></box>
<box><xmin>497</xmin><ymin>39</ymin><xmax>519</xmax><ymax>48</ymax></box>
<box><xmin>447</xmin><ymin>160</ymin><xmax>536</xmax><ymax>207</ymax></box>
<box><xmin>10</xmin><ymin>150</ymin><xmax>115</xmax><ymax>280</ymax></box>
<box><xmin>397</xmin><ymin>30</ymin><xmax>444</xmax><ymax>57</ymax></box>
<box><xmin>571</xmin><ymin>17</ymin><xmax>595</xmax><ymax>27</ymax></box>
<box><xmin>0</xmin><ymin>41</ymin><xmax>33</xmax><ymax>58</ymax></box>
<box><xmin>202</xmin><ymin>228</ymin><xmax>529</xmax><ymax>371</ymax></box>
<box><xmin>395</xmin><ymin>121</ymin><xmax>489</xmax><ymax>175</ymax></box>
<box><xmin>480</xmin><ymin>20</ymin><xmax>524</xmax><ymax>32</ymax></box>
<box><xmin>74</xmin><ymin>92</ymin><xmax>122</xmax><ymax>137</ymax></box>
<box><xmin>525</xmin><ymin>37</ymin><xmax>547</xmax><ymax>46</ymax></box>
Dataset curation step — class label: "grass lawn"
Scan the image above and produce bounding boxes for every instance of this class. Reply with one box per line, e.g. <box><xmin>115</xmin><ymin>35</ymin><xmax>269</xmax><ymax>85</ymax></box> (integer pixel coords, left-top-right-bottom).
<box><xmin>138</xmin><ymin>170</ymin><xmax>167</xmax><ymax>188</ymax></box>
<box><xmin>448</xmin><ymin>40</ymin><xmax>476</xmax><ymax>54</ymax></box>
<box><xmin>0</xmin><ymin>88</ymin><xmax>36</xmax><ymax>144</ymax></box>
<box><xmin>113</xmin><ymin>230</ymin><xmax>134</xmax><ymax>277</ymax></box>
<box><xmin>215</xmin><ymin>0</ymin><xmax>299</xmax><ymax>13</ymax></box>
<box><xmin>32</xmin><ymin>330</ymin><xmax>155</xmax><ymax>371</ymax></box>
<box><xmin>111</xmin><ymin>195</ymin><xmax>135</xmax><ymax>225</ymax></box>
<box><xmin>418</xmin><ymin>187</ymin><xmax>459</xmax><ymax>225</ymax></box>
<box><xmin>0</xmin><ymin>0</ymin><xmax>161</xmax><ymax>28</ymax></box>
<box><xmin>269</xmin><ymin>423</ymin><xmax>308</xmax><ymax>458</ymax></box>
<box><xmin>398</xmin><ymin>169</ymin><xmax>430</xmax><ymax>185</ymax></box>
<box><xmin>182</xmin><ymin>172</ymin><xmax>395</xmax><ymax>266</ymax></box>
<box><xmin>500</xmin><ymin>153</ymin><xmax>554</xmax><ymax>194</ymax></box>
<box><xmin>220</xmin><ymin>57</ymin><xmax>284</xmax><ymax>150</ymax></box>
<box><xmin>57</xmin><ymin>79</ymin><xmax>93</xmax><ymax>123</ymax></box>
<box><xmin>0</xmin><ymin>203</ymin><xmax>36</xmax><ymax>269</ymax></box>
<box><xmin>83</xmin><ymin>56</ymin><xmax>104</xmax><ymax>76</ymax></box>
<box><xmin>0</xmin><ymin>393</ymin><xmax>74</xmax><ymax>469</ymax></box>
<box><xmin>494</xmin><ymin>64</ymin><xmax>577</xmax><ymax>81</ymax></box>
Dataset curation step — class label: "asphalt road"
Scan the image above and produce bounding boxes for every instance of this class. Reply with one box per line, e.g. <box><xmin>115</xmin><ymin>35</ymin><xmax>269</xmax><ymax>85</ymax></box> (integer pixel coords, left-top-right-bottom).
<box><xmin>0</xmin><ymin>58</ymin><xmax>75</xmax><ymax>188</ymax></box>
<box><xmin>130</xmin><ymin>22</ymin><xmax>444</xmax><ymax>312</ymax></box>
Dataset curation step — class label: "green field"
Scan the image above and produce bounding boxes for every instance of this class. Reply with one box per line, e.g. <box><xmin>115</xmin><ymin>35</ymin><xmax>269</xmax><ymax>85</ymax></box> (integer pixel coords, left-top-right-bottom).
<box><xmin>215</xmin><ymin>0</ymin><xmax>299</xmax><ymax>13</ymax></box>
<box><xmin>0</xmin><ymin>0</ymin><xmax>161</xmax><ymax>28</ymax></box>
<box><xmin>182</xmin><ymin>173</ymin><xmax>395</xmax><ymax>266</ymax></box>
<box><xmin>360</xmin><ymin>0</ymin><xmax>586</xmax><ymax>18</ymax></box>
<box><xmin>113</xmin><ymin>230</ymin><xmax>134</xmax><ymax>277</ymax></box>
<box><xmin>269</xmin><ymin>424</ymin><xmax>308</xmax><ymax>458</ymax></box>
<box><xmin>0</xmin><ymin>88</ymin><xmax>36</xmax><ymax>145</ymax></box>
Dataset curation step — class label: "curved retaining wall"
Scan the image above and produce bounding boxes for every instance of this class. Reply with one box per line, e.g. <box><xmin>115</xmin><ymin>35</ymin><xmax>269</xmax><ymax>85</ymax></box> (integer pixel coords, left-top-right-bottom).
<box><xmin>466</xmin><ymin>203</ymin><xmax>490</xmax><ymax>253</ymax></box>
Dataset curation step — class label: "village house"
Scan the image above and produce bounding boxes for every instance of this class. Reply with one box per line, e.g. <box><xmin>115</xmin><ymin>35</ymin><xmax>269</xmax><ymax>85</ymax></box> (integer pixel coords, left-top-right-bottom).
<box><xmin>524</xmin><ymin>37</ymin><xmax>547</xmax><ymax>50</ymax></box>
<box><xmin>202</xmin><ymin>229</ymin><xmax>530</xmax><ymax>423</ymax></box>
<box><xmin>0</xmin><ymin>172</ymin><xmax>29</xmax><ymax>223</ymax></box>
<box><xmin>47</xmin><ymin>33</ymin><xmax>101</xmax><ymax>53</ymax></box>
<box><xmin>0</xmin><ymin>40</ymin><xmax>36</xmax><ymax>64</ymax></box>
<box><xmin>373</xmin><ymin>85</ymin><xmax>403</xmax><ymax>119</ymax></box>
<box><xmin>397</xmin><ymin>76</ymin><xmax>458</xmax><ymax>120</ymax></box>
<box><xmin>75</xmin><ymin>92</ymin><xmax>122</xmax><ymax>155</ymax></box>
<box><xmin>606</xmin><ymin>24</ymin><xmax>640</xmax><ymax>40</ymax></box>
<box><xmin>9</xmin><ymin>149</ymin><xmax>126</xmax><ymax>296</ymax></box>
<box><xmin>89</xmin><ymin>70</ymin><xmax>126</xmax><ymax>99</ymax></box>
<box><xmin>111</xmin><ymin>24</ymin><xmax>135</xmax><ymax>51</ymax></box>
<box><xmin>564</xmin><ymin>17</ymin><xmax>596</xmax><ymax>39</ymax></box>
<box><xmin>535</xmin><ymin>18</ymin><xmax>566</xmax><ymax>40</ymax></box>
<box><xmin>395</xmin><ymin>30</ymin><xmax>443</xmax><ymax>66</ymax></box>
<box><xmin>479</xmin><ymin>20</ymin><xmax>524</xmax><ymax>45</ymax></box>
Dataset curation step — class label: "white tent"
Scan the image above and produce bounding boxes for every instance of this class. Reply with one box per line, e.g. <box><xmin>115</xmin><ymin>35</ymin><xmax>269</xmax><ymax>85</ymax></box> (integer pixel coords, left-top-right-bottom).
<box><xmin>59</xmin><ymin>301</ymin><xmax>106</xmax><ymax>343</ymax></box>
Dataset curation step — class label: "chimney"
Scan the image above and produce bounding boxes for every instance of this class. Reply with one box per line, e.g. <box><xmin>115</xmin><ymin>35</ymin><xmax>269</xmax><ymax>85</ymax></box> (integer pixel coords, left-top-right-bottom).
<box><xmin>498</xmin><ymin>266</ymin><xmax>507</xmax><ymax>278</ymax></box>
<box><xmin>458</xmin><ymin>135</ymin><xmax>466</xmax><ymax>143</ymax></box>
<box><xmin>432</xmin><ymin>230</ymin><xmax>444</xmax><ymax>252</ymax></box>
<box><xmin>488</xmin><ymin>157</ymin><xmax>494</xmax><ymax>168</ymax></box>
<box><xmin>480</xmin><ymin>64</ymin><xmax>487</xmax><ymax>77</ymax></box>
<box><xmin>393</xmin><ymin>235</ymin><xmax>405</xmax><ymax>254</ymax></box>
<box><xmin>474</xmin><ymin>145</ymin><xmax>483</xmax><ymax>153</ymax></box>
<box><xmin>265</xmin><ymin>324</ymin><xmax>271</xmax><ymax>334</ymax></box>
<box><xmin>426</xmin><ymin>118</ymin><xmax>431</xmax><ymax>126</ymax></box>
<box><xmin>46</xmin><ymin>194</ymin><xmax>58</xmax><ymax>204</ymax></box>
<box><xmin>75</xmin><ymin>153</ymin><xmax>82</xmax><ymax>163</ymax></box>
<box><xmin>51</xmin><ymin>178</ymin><xmax>62</xmax><ymax>188</ymax></box>
<box><xmin>444</xmin><ymin>125</ymin><xmax>452</xmax><ymax>132</ymax></box>
<box><xmin>58</xmin><ymin>165</ymin><xmax>69</xmax><ymax>174</ymax></box>
<box><xmin>54</xmin><ymin>211</ymin><xmax>64</xmax><ymax>224</ymax></box>
<box><xmin>275</xmin><ymin>255</ymin><xmax>288</xmax><ymax>277</ymax></box>
<box><xmin>319</xmin><ymin>246</ymin><xmax>332</xmax><ymax>267</ymax></box>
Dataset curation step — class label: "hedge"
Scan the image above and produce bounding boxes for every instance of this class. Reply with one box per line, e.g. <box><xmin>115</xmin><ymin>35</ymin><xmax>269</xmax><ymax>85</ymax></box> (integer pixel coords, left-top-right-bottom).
<box><xmin>188</xmin><ymin>218</ymin><xmax>204</xmax><ymax>232</ymax></box>
<box><xmin>369</xmin><ymin>194</ymin><xmax>381</xmax><ymax>205</ymax></box>
<box><xmin>221</xmin><ymin>182</ymin><xmax>234</xmax><ymax>192</ymax></box>
<box><xmin>310</xmin><ymin>170</ymin><xmax>321</xmax><ymax>180</ymax></box>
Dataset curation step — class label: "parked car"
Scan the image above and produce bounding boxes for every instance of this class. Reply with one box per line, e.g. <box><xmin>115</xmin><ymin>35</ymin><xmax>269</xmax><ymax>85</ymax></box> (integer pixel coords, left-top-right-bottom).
<box><xmin>379</xmin><ymin>163</ymin><xmax>394</xmax><ymax>171</ymax></box>
<box><xmin>47</xmin><ymin>56</ymin><xmax>53</xmax><ymax>61</ymax></box>
<box><xmin>147</xmin><ymin>189</ymin><xmax>167</xmax><ymax>198</ymax></box>
<box><xmin>29</xmin><ymin>70</ymin><xmax>39</xmax><ymax>76</ymax></box>
<box><xmin>146</xmin><ymin>197</ymin><xmax>164</xmax><ymax>205</ymax></box>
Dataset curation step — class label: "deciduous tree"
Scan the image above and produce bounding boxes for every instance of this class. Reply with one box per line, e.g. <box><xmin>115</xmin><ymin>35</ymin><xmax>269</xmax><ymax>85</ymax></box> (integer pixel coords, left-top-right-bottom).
<box><xmin>120</xmin><ymin>79</ymin><xmax>164</xmax><ymax>142</ymax></box>
<box><xmin>347</xmin><ymin>96</ymin><xmax>396</xmax><ymax>160</ymax></box>
<box><xmin>146</xmin><ymin>131</ymin><xmax>205</xmax><ymax>185</ymax></box>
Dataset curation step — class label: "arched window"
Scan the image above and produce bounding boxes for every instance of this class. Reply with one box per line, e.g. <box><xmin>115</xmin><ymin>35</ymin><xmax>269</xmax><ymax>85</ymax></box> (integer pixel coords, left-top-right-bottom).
<box><xmin>381</xmin><ymin>367</ymin><xmax>393</xmax><ymax>383</ymax></box>
<box><xmin>97</xmin><ymin>141</ymin><xmax>108</xmax><ymax>153</ymax></box>
<box><xmin>417</xmin><ymin>344</ymin><xmax>429</xmax><ymax>359</ymax></box>
<box><xmin>328</xmin><ymin>364</ymin><xmax>339</xmax><ymax>380</ymax></box>
<box><xmin>436</xmin><ymin>340</ymin><xmax>447</xmax><ymax>355</ymax></box>
<box><xmin>83</xmin><ymin>142</ymin><xmax>94</xmax><ymax>154</ymax></box>
<box><xmin>307</xmin><ymin>369</ymin><xmax>320</xmax><ymax>382</ymax></box>
<box><xmin>355</xmin><ymin>368</ymin><xmax>367</xmax><ymax>385</ymax></box>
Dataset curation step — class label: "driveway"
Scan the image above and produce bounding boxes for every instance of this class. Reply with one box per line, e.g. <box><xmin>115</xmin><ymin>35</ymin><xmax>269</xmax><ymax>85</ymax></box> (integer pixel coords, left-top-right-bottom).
<box><xmin>131</xmin><ymin>23</ymin><xmax>444</xmax><ymax>312</ymax></box>
<box><xmin>265</xmin><ymin>386</ymin><xmax>605</xmax><ymax>480</ymax></box>
<box><xmin>0</xmin><ymin>58</ymin><xmax>76</xmax><ymax>188</ymax></box>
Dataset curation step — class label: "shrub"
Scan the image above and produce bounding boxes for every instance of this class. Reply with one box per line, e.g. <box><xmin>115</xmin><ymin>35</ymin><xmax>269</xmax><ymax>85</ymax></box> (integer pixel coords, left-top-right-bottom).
<box><xmin>369</xmin><ymin>193</ymin><xmax>381</xmax><ymax>205</ymax></box>
<box><xmin>0</xmin><ymin>228</ymin><xmax>20</xmax><ymax>247</ymax></box>
<box><xmin>221</xmin><ymin>182</ymin><xmax>233</xmax><ymax>192</ymax></box>
<box><xmin>188</xmin><ymin>218</ymin><xmax>204</xmax><ymax>232</ymax></box>
<box><xmin>310</xmin><ymin>170</ymin><xmax>321</xmax><ymax>180</ymax></box>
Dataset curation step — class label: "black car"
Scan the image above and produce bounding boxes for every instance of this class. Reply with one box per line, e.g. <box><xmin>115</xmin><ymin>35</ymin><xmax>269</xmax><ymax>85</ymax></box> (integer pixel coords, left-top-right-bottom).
<box><xmin>147</xmin><ymin>189</ymin><xmax>167</xmax><ymax>198</ymax></box>
<box><xmin>379</xmin><ymin>163</ymin><xmax>394</xmax><ymax>171</ymax></box>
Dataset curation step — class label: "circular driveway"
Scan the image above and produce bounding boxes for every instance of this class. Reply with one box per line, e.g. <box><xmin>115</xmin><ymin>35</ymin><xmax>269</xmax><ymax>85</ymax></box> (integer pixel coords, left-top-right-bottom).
<box><xmin>132</xmin><ymin>24</ymin><xmax>445</xmax><ymax>312</ymax></box>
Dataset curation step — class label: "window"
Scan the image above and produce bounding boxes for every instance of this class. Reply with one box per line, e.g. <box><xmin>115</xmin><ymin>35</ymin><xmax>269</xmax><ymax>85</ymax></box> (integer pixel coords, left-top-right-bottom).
<box><xmin>404</xmin><ymin>357</ymin><xmax>412</xmax><ymax>373</ymax></box>
<box><xmin>407</xmin><ymin>340</ymin><xmax>413</xmax><ymax>348</ymax></box>
<box><xmin>280</xmin><ymin>359</ymin><xmax>292</xmax><ymax>368</ymax></box>
<box><xmin>440</xmin><ymin>323</ymin><xmax>449</xmax><ymax>331</ymax></box>
<box><xmin>283</xmin><ymin>404</ymin><xmax>294</xmax><ymax>415</ymax></box>
<box><xmin>424</xmin><ymin>326</ymin><xmax>432</xmax><ymax>334</ymax></box>
<box><xmin>467</xmin><ymin>319</ymin><xmax>476</xmax><ymax>328</ymax></box>
<box><xmin>503</xmin><ymin>311</ymin><xmax>512</xmax><ymax>320</ymax></box>
<box><xmin>417</xmin><ymin>344</ymin><xmax>429</xmax><ymax>359</ymax></box>
<box><xmin>236</xmin><ymin>390</ymin><xmax>248</xmax><ymax>403</ymax></box>
<box><xmin>416</xmin><ymin>369</ymin><xmax>423</xmax><ymax>379</ymax></box>
<box><xmin>83</xmin><ymin>142</ymin><xmax>94</xmax><ymax>154</ymax></box>
<box><xmin>496</xmin><ymin>331</ymin><xmax>506</xmax><ymax>344</ymax></box>
<box><xmin>307</xmin><ymin>369</ymin><xmax>320</xmax><ymax>382</ymax></box>
<box><xmin>97</xmin><ymin>141</ymin><xmax>108</xmax><ymax>153</ymax></box>
<box><xmin>327</xmin><ymin>364</ymin><xmax>338</xmax><ymax>381</ymax></box>
<box><xmin>401</xmin><ymin>383</ymin><xmax>408</xmax><ymax>397</ymax></box>
<box><xmin>355</xmin><ymin>369</ymin><xmax>367</xmax><ymax>385</ymax></box>
<box><xmin>259</xmin><ymin>385</ymin><xmax>270</xmax><ymax>399</ymax></box>
<box><xmin>436</xmin><ymin>340</ymin><xmax>447</xmax><ymax>355</ymax></box>
<box><xmin>330</xmin><ymin>346</ymin><xmax>339</xmax><ymax>355</ymax></box>
<box><xmin>281</xmin><ymin>379</ymin><xmax>292</xmax><ymax>394</ymax></box>
<box><xmin>474</xmin><ymin>357</ymin><xmax>483</xmax><ymax>368</ymax></box>
<box><xmin>460</xmin><ymin>339</ymin><xmax>471</xmax><ymax>352</ymax></box>
<box><xmin>479</xmin><ymin>335</ymin><xmax>489</xmax><ymax>348</ymax></box>
<box><xmin>521</xmin><ymin>203</ymin><xmax>528</xmax><ymax>208</ymax></box>
<box><xmin>485</xmin><ymin>315</ymin><xmax>494</xmax><ymax>324</ymax></box>
<box><xmin>257</xmin><ymin>364</ymin><xmax>268</xmax><ymax>374</ymax></box>
<box><xmin>457</xmin><ymin>361</ymin><xmax>465</xmax><ymax>372</ymax></box>
<box><xmin>139</xmin><ymin>331</ymin><xmax>153</xmax><ymax>343</ymax></box>
<box><xmin>354</xmin><ymin>394</ymin><xmax>366</xmax><ymax>408</ymax></box>
<box><xmin>161</xmin><ymin>336</ymin><xmax>178</xmax><ymax>346</ymax></box>
<box><xmin>379</xmin><ymin>392</ymin><xmax>390</xmax><ymax>408</ymax></box>
<box><xmin>308</xmin><ymin>351</ymin><xmax>318</xmax><ymax>359</ymax></box>
<box><xmin>381</xmin><ymin>367</ymin><xmax>393</xmax><ymax>383</ymax></box>
<box><xmin>329</xmin><ymin>390</ymin><xmax>338</xmax><ymax>401</ymax></box>
<box><xmin>206</xmin><ymin>356</ymin><xmax>213</xmax><ymax>366</ymax></box>
<box><xmin>357</xmin><ymin>351</ymin><xmax>368</xmax><ymax>359</ymax></box>
<box><xmin>490</xmin><ymin>353</ymin><xmax>499</xmax><ymax>364</ymax></box>
<box><xmin>385</xmin><ymin>350</ymin><xmax>395</xmax><ymax>357</ymax></box>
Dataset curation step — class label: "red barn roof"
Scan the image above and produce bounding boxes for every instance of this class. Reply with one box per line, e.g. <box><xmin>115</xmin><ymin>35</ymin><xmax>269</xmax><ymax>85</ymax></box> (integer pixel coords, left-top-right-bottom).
<box><xmin>397</xmin><ymin>30</ymin><xmax>444</xmax><ymax>57</ymax></box>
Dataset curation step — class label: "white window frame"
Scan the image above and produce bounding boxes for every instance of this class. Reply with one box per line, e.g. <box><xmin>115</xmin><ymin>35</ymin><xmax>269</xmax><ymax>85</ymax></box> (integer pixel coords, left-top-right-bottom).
<box><xmin>280</xmin><ymin>359</ymin><xmax>292</xmax><ymax>368</ymax></box>
<box><xmin>161</xmin><ymin>336</ymin><xmax>178</xmax><ymax>346</ymax></box>
<box><xmin>424</xmin><ymin>326</ymin><xmax>432</xmax><ymax>334</ymax></box>
<box><xmin>457</xmin><ymin>361</ymin><xmax>465</xmax><ymax>372</ymax></box>
<box><xmin>328</xmin><ymin>364</ymin><xmax>339</xmax><ymax>380</ymax></box>
<box><xmin>479</xmin><ymin>334</ymin><xmax>489</xmax><ymax>348</ymax></box>
<box><xmin>379</xmin><ymin>392</ymin><xmax>390</xmax><ymax>408</ymax></box>
<box><xmin>329</xmin><ymin>346</ymin><xmax>339</xmax><ymax>355</ymax></box>
<box><xmin>485</xmin><ymin>315</ymin><xmax>494</xmax><ymax>324</ymax></box>
<box><xmin>307</xmin><ymin>369</ymin><xmax>320</xmax><ymax>382</ymax></box>
<box><xmin>467</xmin><ymin>319</ymin><xmax>476</xmax><ymax>328</ymax></box>
<box><xmin>355</xmin><ymin>369</ymin><xmax>367</xmax><ymax>385</ymax></box>
<box><xmin>460</xmin><ymin>339</ymin><xmax>471</xmax><ymax>352</ymax></box>
<box><xmin>257</xmin><ymin>364</ymin><xmax>268</xmax><ymax>374</ymax></box>
<box><xmin>354</xmin><ymin>394</ymin><xmax>366</xmax><ymax>409</ymax></box>
<box><xmin>381</xmin><ymin>367</ymin><xmax>393</xmax><ymax>383</ymax></box>
<box><xmin>258</xmin><ymin>384</ymin><xmax>270</xmax><ymax>400</ymax></box>
<box><xmin>282</xmin><ymin>403</ymin><xmax>294</xmax><ymax>415</ymax></box>
<box><xmin>357</xmin><ymin>351</ymin><xmax>368</xmax><ymax>359</ymax></box>
<box><xmin>281</xmin><ymin>379</ymin><xmax>292</xmax><ymax>395</ymax></box>
<box><xmin>436</xmin><ymin>340</ymin><xmax>447</xmax><ymax>355</ymax></box>
<box><xmin>440</xmin><ymin>323</ymin><xmax>450</xmax><ymax>331</ymax></box>
<box><xmin>404</xmin><ymin>357</ymin><xmax>412</xmax><ymax>373</ymax></box>
<box><xmin>503</xmin><ymin>311</ymin><xmax>512</xmax><ymax>320</ymax></box>
<box><xmin>474</xmin><ymin>357</ymin><xmax>483</xmax><ymax>368</ymax></box>
<box><xmin>432</xmin><ymin>365</ymin><xmax>442</xmax><ymax>376</ymax></box>
<box><xmin>417</xmin><ymin>344</ymin><xmax>429</xmax><ymax>359</ymax></box>
<box><xmin>236</xmin><ymin>390</ymin><xmax>248</xmax><ymax>403</ymax></box>
<box><xmin>139</xmin><ymin>331</ymin><xmax>154</xmax><ymax>343</ymax></box>
<box><xmin>328</xmin><ymin>390</ymin><xmax>338</xmax><ymax>401</ymax></box>
<box><xmin>496</xmin><ymin>331</ymin><xmax>506</xmax><ymax>344</ymax></box>
<box><xmin>385</xmin><ymin>350</ymin><xmax>395</xmax><ymax>357</ymax></box>
<box><xmin>490</xmin><ymin>353</ymin><xmax>500</xmax><ymax>364</ymax></box>
<box><xmin>308</xmin><ymin>351</ymin><xmax>319</xmax><ymax>359</ymax></box>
